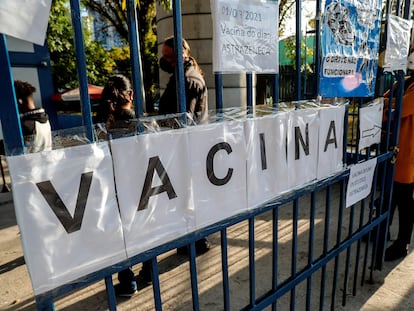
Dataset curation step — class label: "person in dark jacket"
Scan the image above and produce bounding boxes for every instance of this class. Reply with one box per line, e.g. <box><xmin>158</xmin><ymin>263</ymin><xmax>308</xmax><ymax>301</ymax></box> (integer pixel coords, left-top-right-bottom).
<box><xmin>97</xmin><ymin>74</ymin><xmax>138</xmax><ymax>298</ymax></box>
<box><xmin>158</xmin><ymin>36</ymin><xmax>208</xmax><ymax>123</ymax></box>
<box><xmin>14</xmin><ymin>80</ymin><xmax>52</xmax><ymax>153</ymax></box>
<box><xmin>136</xmin><ymin>37</ymin><xmax>211</xmax><ymax>287</ymax></box>
<box><xmin>159</xmin><ymin>36</ymin><xmax>210</xmax><ymax>254</ymax></box>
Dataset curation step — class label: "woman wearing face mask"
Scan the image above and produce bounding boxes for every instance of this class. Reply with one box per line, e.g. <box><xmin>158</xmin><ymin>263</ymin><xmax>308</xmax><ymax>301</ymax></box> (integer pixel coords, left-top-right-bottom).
<box><xmin>158</xmin><ymin>36</ymin><xmax>208</xmax><ymax>123</ymax></box>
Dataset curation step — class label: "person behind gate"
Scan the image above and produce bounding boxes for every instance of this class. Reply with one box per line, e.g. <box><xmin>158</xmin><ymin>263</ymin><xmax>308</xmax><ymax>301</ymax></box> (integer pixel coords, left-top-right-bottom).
<box><xmin>137</xmin><ymin>36</ymin><xmax>211</xmax><ymax>286</ymax></box>
<box><xmin>96</xmin><ymin>74</ymin><xmax>138</xmax><ymax>298</ymax></box>
<box><xmin>14</xmin><ymin>80</ymin><xmax>52</xmax><ymax>153</ymax></box>
<box><xmin>383</xmin><ymin>51</ymin><xmax>414</xmax><ymax>261</ymax></box>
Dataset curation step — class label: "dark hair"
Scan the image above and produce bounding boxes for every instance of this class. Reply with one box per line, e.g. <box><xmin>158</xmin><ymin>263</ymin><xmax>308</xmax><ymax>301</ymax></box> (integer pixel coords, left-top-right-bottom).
<box><xmin>97</xmin><ymin>74</ymin><xmax>133</xmax><ymax>125</ymax></box>
<box><xmin>14</xmin><ymin>80</ymin><xmax>36</xmax><ymax>104</ymax></box>
<box><xmin>100</xmin><ymin>74</ymin><xmax>132</xmax><ymax>106</ymax></box>
<box><xmin>163</xmin><ymin>36</ymin><xmax>203</xmax><ymax>76</ymax></box>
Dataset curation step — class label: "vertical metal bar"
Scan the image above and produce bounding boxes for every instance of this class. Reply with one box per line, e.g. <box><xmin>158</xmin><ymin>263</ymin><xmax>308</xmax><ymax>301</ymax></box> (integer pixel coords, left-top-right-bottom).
<box><xmin>69</xmin><ymin>0</ymin><xmax>94</xmax><ymax>143</ymax></box>
<box><xmin>272</xmin><ymin>207</ymin><xmax>279</xmax><ymax>311</ymax></box>
<box><xmin>151</xmin><ymin>257</ymin><xmax>163</xmax><ymax>311</ymax></box>
<box><xmin>221</xmin><ymin>229</ymin><xmax>230</xmax><ymax>311</ymax></box>
<box><xmin>290</xmin><ymin>199</ymin><xmax>299</xmax><ymax>311</ymax></box>
<box><xmin>126</xmin><ymin>0</ymin><xmax>145</xmax><ymax>116</ymax></box>
<box><xmin>215</xmin><ymin>73</ymin><xmax>223</xmax><ymax>111</ymax></box>
<box><xmin>353</xmin><ymin>199</ymin><xmax>366</xmax><ymax>295</ymax></box>
<box><xmin>249</xmin><ymin>217</ymin><xmax>256</xmax><ymax>307</ymax></box>
<box><xmin>0</xmin><ymin>34</ymin><xmax>24</xmax><ymax>155</ymax></box>
<box><xmin>273</xmin><ymin>74</ymin><xmax>279</xmax><ymax>109</ymax></box>
<box><xmin>319</xmin><ymin>186</ymin><xmax>331</xmax><ymax>311</ymax></box>
<box><xmin>172</xmin><ymin>0</ymin><xmax>186</xmax><ymax>125</ymax></box>
<box><xmin>189</xmin><ymin>242</ymin><xmax>200</xmax><ymax>310</ymax></box>
<box><xmin>104</xmin><ymin>276</ymin><xmax>117</xmax><ymax>311</ymax></box>
<box><xmin>343</xmin><ymin>105</ymin><xmax>349</xmax><ymax>165</ymax></box>
<box><xmin>331</xmin><ymin>182</ymin><xmax>344</xmax><ymax>310</ymax></box>
<box><xmin>306</xmin><ymin>192</ymin><xmax>316</xmax><ymax>311</ymax></box>
<box><xmin>295</xmin><ymin>0</ymin><xmax>302</xmax><ymax>100</ymax></box>
<box><xmin>35</xmin><ymin>297</ymin><xmax>56</xmax><ymax>311</ymax></box>
<box><xmin>246</xmin><ymin>73</ymin><xmax>254</xmax><ymax>115</ymax></box>
<box><xmin>342</xmin><ymin>205</ymin><xmax>354</xmax><ymax>306</ymax></box>
<box><xmin>314</xmin><ymin>0</ymin><xmax>321</xmax><ymax>94</ymax></box>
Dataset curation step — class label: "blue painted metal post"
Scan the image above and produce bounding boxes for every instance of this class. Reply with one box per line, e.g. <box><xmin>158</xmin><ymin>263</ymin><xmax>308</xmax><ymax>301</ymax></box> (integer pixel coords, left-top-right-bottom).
<box><xmin>172</xmin><ymin>0</ymin><xmax>186</xmax><ymax>126</ymax></box>
<box><xmin>272</xmin><ymin>74</ymin><xmax>279</xmax><ymax>109</ymax></box>
<box><xmin>246</xmin><ymin>73</ymin><xmax>253</xmax><ymax>115</ymax></box>
<box><xmin>69</xmin><ymin>0</ymin><xmax>94</xmax><ymax>143</ymax></box>
<box><xmin>127</xmin><ymin>0</ymin><xmax>145</xmax><ymax>116</ymax></box>
<box><xmin>0</xmin><ymin>34</ymin><xmax>24</xmax><ymax>156</ymax></box>
<box><xmin>295</xmin><ymin>0</ymin><xmax>302</xmax><ymax>100</ymax></box>
<box><xmin>215</xmin><ymin>73</ymin><xmax>223</xmax><ymax>111</ymax></box>
<box><xmin>221</xmin><ymin>229</ymin><xmax>230</xmax><ymax>310</ymax></box>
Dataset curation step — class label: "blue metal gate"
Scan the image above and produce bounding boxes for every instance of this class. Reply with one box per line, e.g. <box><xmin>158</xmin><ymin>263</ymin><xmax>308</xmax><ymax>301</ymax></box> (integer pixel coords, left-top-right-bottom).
<box><xmin>0</xmin><ymin>0</ymin><xmax>411</xmax><ymax>310</ymax></box>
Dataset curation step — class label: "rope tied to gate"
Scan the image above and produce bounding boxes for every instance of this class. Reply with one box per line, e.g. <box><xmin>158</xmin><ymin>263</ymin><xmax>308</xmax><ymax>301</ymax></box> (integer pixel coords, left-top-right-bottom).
<box><xmin>390</xmin><ymin>146</ymin><xmax>399</xmax><ymax>164</ymax></box>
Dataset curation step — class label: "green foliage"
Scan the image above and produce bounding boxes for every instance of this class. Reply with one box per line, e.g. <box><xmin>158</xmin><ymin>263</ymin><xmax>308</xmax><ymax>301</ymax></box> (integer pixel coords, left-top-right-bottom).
<box><xmin>283</xmin><ymin>36</ymin><xmax>314</xmax><ymax>73</ymax></box>
<box><xmin>108</xmin><ymin>46</ymin><xmax>132</xmax><ymax>77</ymax></box>
<box><xmin>80</xmin><ymin>0</ymin><xmax>171</xmax><ymax>110</ymax></box>
<box><xmin>47</xmin><ymin>0</ymin><xmax>115</xmax><ymax>90</ymax></box>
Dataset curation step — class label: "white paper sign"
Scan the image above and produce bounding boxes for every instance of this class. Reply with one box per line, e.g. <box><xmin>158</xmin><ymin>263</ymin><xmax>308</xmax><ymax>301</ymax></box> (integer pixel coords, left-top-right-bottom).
<box><xmin>359</xmin><ymin>98</ymin><xmax>383</xmax><ymax>151</ymax></box>
<box><xmin>7</xmin><ymin>143</ymin><xmax>126</xmax><ymax>295</ymax></box>
<box><xmin>0</xmin><ymin>0</ymin><xmax>52</xmax><ymax>45</ymax></box>
<box><xmin>110</xmin><ymin>130</ymin><xmax>193</xmax><ymax>258</ymax></box>
<box><xmin>317</xmin><ymin>106</ymin><xmax>345</xmax><ymax>179</ymax></box>
<box><xmin>211</xmin><ymin>0</ymin><xmax>279</xmax><ymax>73</ymax></box>
<box><xmin>189</xmin><ymin>121</ymin><xmax>247</xmax><ymax>228</ymax></box>
<box><xmin>346</xmin><ymin>158</ymin><xmax>377</xmax><ymax>208</ymax></box>
<box><xmin>288</xmin><ymin>109</ymin><xmax>320</xmax><ymax>188</ymax></box>
<box><xmin>245</xmin><ymin>114</ymin><xmax>289</xmax><ymax>208</ymax></box>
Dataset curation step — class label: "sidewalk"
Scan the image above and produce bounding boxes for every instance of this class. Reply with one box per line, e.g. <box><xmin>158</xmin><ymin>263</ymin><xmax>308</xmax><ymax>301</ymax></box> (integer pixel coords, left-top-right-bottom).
<box><xmin>0</xmin><ymin>168</ymin><xmax>414</xmax><ymax>310</ymax></box>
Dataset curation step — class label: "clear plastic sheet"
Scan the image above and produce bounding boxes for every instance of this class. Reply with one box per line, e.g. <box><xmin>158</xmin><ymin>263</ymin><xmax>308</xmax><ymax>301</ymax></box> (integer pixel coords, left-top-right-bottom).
<box><xmin>6</xmin><ymin>101</ymin><xmax>348</xmax><ymax>295</ymax></box>
<box><xmin>382</xmin><ymin>15</ymin><xmax>413</xmax><ymax>73</ymax></box>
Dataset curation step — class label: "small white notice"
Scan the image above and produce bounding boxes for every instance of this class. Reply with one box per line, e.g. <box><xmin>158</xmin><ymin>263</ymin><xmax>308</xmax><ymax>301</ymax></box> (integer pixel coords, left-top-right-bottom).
<box><xmin>0</xmin><ymin>0</ymin><xmax>52</xmax><ymax>46</ymax></box>
<box><xmin>346</xmin><ymin>158</ymin><xmax>377</xmax><ymax>208</ymax></box>
<box><xmin>359</xmin><ymin>98</ymin><xmax>383</xmax><ymax>151</ymax></box>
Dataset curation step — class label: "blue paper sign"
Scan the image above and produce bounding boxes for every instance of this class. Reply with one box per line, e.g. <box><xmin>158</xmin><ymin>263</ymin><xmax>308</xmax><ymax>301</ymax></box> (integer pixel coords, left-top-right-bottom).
<box><xmin>319</xmin><ymin>0</ymin><xmax>382</xmax><ymax>97</ymax></box>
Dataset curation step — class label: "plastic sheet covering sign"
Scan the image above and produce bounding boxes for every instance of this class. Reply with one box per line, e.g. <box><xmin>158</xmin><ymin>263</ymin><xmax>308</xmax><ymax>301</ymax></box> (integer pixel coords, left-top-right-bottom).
<box><xmin>6</xmin><ymin>142</ymin><xmax>126</xmax><ymax>295</ymax></box>
<box><xmin>382</xmin><ymin>15</ymin><xmax>413</xmax><ymax>73</ymax></box>
<box><xmin>317</xmin><ymin>105</ymin><xmax>345</xmax><ymax>179</ymax></box>
<box><xmin>245</xmin><ymin>113</ymin><xmax>289</xmax><ymax>208</ymax></box>
<box><xmin>0</xmin><ymin>0</ymin><xmax>52</xmax><ymax>45</ymax></box>
<box><xmin>358</xmin><ymin>98</ymin><xmax>383</xmax><ymax>151</ymax></box>
<box><xmin>210</xmin><ymin>0</ymin><xmax>279</xmax><ymax>73</ymax></box>
<box><xmin>288</xmin><ymin>109</ymin><xmax>319</xmax><ymax>188</ymax></box>
<box><xmin>319</xmin><ymin>0</ymin><xmax>382</xmax><ymax>97</ymax></box>
<box><xmin>110</xmin><ymin>129</ymin><xmax>193</xmax><ymax>258</ymax></box>
<box><xmin>189</xmin><ymin>121</ymin><xmax>247</xmax><ymax>229</ymax></box>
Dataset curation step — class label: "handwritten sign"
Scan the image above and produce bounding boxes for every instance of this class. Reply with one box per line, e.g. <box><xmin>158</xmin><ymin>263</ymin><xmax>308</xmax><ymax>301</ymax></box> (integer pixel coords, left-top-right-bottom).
<box><xmin>319</xmin><ymin>0</ymin><xmax>382</xmax><ymax>97</ymax></box>
<box><xmin>211</xmin><ymin>0</ymin><xmax>278</xmax><ymax>73</ymax></box>
<box><xmin>0</xmin><ymin>1</ymin><xmax>52</xmax><ymax>45</ymax></box>
<box><xmin>346</xmin><ymin>158</ymin><xmax>377</xmax><ymax>208</ymax></box>
<box><xmin>359</xmin><ymin>98</ymin><xmax>383</xmax><ymax>151</ymax></box>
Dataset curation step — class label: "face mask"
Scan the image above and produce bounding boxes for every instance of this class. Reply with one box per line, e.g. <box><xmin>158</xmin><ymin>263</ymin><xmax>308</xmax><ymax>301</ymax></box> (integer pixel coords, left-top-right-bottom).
<box><xmin>160</xmin><ymin>57</ymin><xmax>174</xmax><ymax>74</ymax></box>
